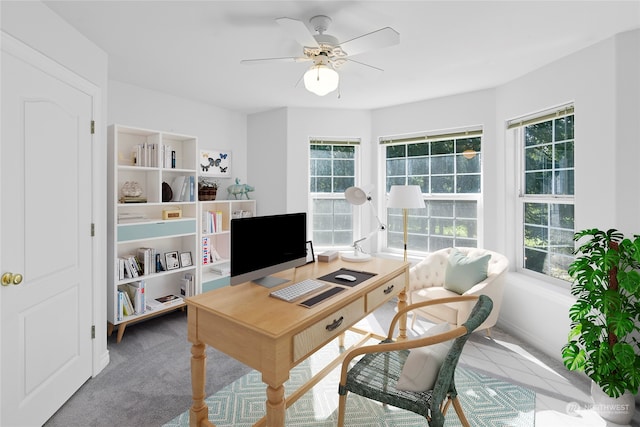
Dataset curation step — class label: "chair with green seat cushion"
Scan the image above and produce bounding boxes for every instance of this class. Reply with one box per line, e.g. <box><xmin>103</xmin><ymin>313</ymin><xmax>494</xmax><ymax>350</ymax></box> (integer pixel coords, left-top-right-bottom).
<box><xmin>337</xmin><ymin>295</ymin><xmax>493</xmax><ymax>427</ymax></box>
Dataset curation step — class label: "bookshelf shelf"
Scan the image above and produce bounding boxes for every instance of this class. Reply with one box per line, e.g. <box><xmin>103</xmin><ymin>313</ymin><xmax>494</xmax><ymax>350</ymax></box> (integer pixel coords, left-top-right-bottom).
<box><xmin>199</xmin><ymin>199</ymin><xmax>255</xmax><ymax>292</ymax></box>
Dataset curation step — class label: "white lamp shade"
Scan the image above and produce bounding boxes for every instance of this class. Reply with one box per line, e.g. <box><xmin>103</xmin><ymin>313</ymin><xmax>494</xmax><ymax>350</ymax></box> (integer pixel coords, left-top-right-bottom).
<box><xmin>387</xmin><ymin>185</ymin><xmax>425</xmax><ymax>209</ymax></box>
<box><xmin>304</xmin><ymin>64</ymin><xmax>339</xmax><ymax>96</ymax></box>
<box><xmin>345</xmin><ymin>186</ymin><xmax>373</xmax><ymax>205</ymax></box>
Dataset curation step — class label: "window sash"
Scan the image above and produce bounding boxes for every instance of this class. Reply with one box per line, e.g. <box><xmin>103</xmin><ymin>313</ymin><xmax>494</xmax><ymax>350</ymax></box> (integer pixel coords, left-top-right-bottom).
<box><xmin>512</xmin><ymin>105</ymin><xmax>575</xmax><ymax>282</ymax></box>
<box><xmin>309</xmin><ymin>141</ymin><xmax>360</xmax><ymax>250</ymax></box>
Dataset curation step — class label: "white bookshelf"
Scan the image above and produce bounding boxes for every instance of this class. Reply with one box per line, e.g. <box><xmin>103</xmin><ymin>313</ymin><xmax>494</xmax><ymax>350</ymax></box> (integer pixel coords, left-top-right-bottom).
<box><xmin>199</xmin><ymin>199</ymin><xmax>256</xmax><ymax>292</ymax></box>
<box><xmin>107</xmin><ymin>124</ymin><xmax>198</xmax><ymax>342</ymax></box>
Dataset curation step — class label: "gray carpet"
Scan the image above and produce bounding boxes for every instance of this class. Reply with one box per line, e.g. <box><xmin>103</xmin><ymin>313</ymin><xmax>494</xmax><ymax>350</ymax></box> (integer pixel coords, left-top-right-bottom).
<box><xmin>44</xmin><ymin>309</ymin><xmax>251</xmax><ymax>427</ymax></box>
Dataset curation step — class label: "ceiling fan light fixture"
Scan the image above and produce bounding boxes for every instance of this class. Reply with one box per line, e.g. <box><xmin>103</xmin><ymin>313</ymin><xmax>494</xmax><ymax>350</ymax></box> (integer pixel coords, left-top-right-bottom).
<box><xmin>303</xmin><ymin>63</ymin><xmax>339</xmax><ymax>96</ymax></box>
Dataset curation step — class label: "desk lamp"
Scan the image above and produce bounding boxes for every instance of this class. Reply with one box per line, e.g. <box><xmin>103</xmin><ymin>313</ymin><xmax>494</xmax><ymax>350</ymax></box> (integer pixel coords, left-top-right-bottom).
<box><xmin>341</xmin><ymin>186</ymin><xmax>386</xmax><ymax>262</ymax></box>
<box><xmin>387</xmin><ymin>185</ymin><xmax>425</xmax><ymax>261</ymax></box>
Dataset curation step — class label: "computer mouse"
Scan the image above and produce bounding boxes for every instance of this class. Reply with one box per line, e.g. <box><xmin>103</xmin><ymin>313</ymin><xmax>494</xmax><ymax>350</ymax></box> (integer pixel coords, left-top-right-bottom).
<box><xmin>335</xmin><ymin>274</ymin><xmax>357</xmax><ymax>282</ymax></box>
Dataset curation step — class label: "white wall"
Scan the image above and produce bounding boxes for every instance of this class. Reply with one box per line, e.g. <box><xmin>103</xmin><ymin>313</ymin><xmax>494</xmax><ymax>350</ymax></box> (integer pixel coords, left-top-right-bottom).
<box><xmin>614</xmin><ymin>30</ymin><xmax>640</xmax><ymax>234</ymax></box>
<box><xmin>108</xmin><ymin>80</ymin><xmax>248</xmax><ymax>198</ymax></box>
<box><xmin>247</xmin><ymin>108</ymin><xmax>288</xmax><ymax>216</ymax></box>
<box><xmin>495</xmin><ymin>30</ymin><xmax>639</xmax><ymax>362</ymax></box>
<box><xmin>1</xmin><ymin>0</ymin><xmax>110</xmax><ymax>377</ymax></box>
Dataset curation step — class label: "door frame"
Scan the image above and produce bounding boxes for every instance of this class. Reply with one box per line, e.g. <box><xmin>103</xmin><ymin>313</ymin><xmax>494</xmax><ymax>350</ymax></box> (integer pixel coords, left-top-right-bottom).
<box><xmin>0</xmin><ymin>30</ymin><xmax>109</xmax><ymax>418</ymax></box>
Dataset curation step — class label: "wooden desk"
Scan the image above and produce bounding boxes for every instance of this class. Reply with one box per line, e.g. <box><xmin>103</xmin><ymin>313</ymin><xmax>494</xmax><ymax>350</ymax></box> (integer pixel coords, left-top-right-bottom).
<box><xmin>186</xmin><ymin>257</ymin><xmax>409</xmax><ymax>427</ymax></box>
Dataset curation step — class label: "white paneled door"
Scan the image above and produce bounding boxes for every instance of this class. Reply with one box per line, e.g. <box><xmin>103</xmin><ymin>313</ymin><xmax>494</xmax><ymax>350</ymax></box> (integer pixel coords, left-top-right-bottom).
<box><xmin>1</xmin><ymin>35</ymin><xmax>94</xmax><ymax>426</ymax></box>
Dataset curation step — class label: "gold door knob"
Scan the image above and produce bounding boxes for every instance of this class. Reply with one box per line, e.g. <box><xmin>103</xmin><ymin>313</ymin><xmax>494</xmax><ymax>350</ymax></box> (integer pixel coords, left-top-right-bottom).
<box><xmin>2</xmin><ymin>272</ymin><xmax>23</xmax><ymax>286</ymax></box>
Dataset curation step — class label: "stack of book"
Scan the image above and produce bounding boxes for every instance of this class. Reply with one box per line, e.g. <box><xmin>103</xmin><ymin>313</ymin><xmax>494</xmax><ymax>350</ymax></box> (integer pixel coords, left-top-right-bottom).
<box><xmin>146</xmin><ymin>294</ymin><xmax>184</xmax><ymax>312</ymax></box>
<box><xmin>170</xmin><ymin>175</ymin><xmax>195</xmax><ymax>202</ymax></box>
<box><xmin>203</xmin><ymin>210</ymin><xmax>223</xmax><ymax>233</ymax></box>
<box><xmin>116</xmin><ymin>281</ymin><xmax>146</xmax><ymax>320</ymax></box>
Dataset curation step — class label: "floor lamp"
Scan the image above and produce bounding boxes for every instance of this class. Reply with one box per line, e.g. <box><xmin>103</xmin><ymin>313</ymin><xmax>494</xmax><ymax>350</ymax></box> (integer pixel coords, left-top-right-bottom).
<box><xmin>387</xmin><ymin>185</ymin><xmax>425</xmax><ymax>261</ymax></box>
<box><xmin>341</xmin><ymin>186</ymin><xmax>386</xmax><ymax>262</ymax></box>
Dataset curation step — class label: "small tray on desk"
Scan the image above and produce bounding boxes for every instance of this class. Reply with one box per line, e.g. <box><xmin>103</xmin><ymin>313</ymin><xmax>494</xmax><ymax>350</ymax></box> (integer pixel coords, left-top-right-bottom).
<box><xmin>317</xmin><ymin>268</ymin><xmax>377</xmax><ymax>287</ymax></box>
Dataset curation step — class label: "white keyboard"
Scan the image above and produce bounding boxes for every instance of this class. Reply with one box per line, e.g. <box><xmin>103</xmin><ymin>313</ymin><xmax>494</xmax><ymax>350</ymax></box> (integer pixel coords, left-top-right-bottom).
<box><xmin>270</xmin><ymin>279</ymin><xmax>327</xmax><ymax>302</ymax></box>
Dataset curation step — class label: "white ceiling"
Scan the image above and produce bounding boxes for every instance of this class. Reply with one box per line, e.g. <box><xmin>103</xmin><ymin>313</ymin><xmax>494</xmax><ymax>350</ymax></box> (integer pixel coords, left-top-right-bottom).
<box><xmin>44</xmin><ymin>1</ymin><xmax>640</xmax><ymax>114</ymax></box>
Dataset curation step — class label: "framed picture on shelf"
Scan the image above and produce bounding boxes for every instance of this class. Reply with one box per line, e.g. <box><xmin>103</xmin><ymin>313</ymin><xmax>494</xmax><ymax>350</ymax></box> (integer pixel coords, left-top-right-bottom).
<box><xmin>180</xmin><ymin>252</ymin><xmax>193</xmax><ymax>268</ymax></box>
<box><xmin>199</xmin><ymin>149</ymin><xmax>231</xmax><ymax>177</ymax></box>
<box><xmin>165</xmin><ymin>251</ymin><xmax>180</xmax><ymax>270</ymax></box>
<box><xmin>306</xmin><ymin>241</ymin><xmax>315</xmax><ymax>264</ymax></box>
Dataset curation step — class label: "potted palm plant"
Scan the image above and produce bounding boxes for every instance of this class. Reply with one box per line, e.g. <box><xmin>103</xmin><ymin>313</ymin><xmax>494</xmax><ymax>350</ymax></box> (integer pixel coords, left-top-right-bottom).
<box><xmin>562</xmin><ymin>228</ymin><xmax>640</xmax><ymax>423</ymax></box>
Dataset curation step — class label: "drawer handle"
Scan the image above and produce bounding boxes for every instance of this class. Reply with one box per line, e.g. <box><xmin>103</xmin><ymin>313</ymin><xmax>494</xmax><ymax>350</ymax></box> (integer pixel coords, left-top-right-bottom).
<box><xmin>326</xmin><ymin>316</ymin><xmax>344</xmax><ymax>332</ymax></box>
<box><xmin>384</xmin><ymin>285</ymin><xmax>394</xmax><ymax>294</ymax></box>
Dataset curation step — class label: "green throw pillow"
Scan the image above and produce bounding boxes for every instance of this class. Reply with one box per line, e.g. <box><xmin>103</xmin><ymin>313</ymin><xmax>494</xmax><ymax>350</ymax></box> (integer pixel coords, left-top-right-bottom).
<box><xmin>443</xmin><ymin>250</ymin><xmax>490</xmax><ymax>294</ymax></box>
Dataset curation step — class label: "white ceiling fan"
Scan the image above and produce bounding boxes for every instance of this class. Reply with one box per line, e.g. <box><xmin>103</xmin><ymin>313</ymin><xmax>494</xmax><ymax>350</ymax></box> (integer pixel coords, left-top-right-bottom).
<box><xmin>241</xmin><ymin>15</ymin><xmax>400</xmax><ymax>96</ymax></box>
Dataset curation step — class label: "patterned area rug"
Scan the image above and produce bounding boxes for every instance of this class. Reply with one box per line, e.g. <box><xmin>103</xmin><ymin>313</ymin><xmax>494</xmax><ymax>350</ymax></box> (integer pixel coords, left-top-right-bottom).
<box><xmin>165</xmin><ymin>332</ymin><xmax>535</xmax><ymax>426</ymax></box>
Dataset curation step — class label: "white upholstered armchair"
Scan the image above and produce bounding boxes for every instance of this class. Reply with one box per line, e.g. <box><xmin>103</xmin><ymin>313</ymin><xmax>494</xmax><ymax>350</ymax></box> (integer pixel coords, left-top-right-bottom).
<box><xmin>408</xmin><ymin>247</ymin><xmax>509</xmax><ymax>334</ymax></box>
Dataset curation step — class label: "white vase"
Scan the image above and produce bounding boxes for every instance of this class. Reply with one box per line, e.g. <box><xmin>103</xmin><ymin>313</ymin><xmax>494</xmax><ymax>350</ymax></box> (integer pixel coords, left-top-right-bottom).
<box><xmin>590</xmin><ymin>380</ymin><xmax>636</xmax><ymax>425</ymax></box>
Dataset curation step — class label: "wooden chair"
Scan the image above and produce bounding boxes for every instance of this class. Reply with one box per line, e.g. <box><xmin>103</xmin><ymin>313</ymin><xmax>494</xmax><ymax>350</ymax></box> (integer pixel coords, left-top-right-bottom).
<box><xmin>337</xmin><ymin>295</ymin><xmax>493</xmax><ymax>427</ymax></box>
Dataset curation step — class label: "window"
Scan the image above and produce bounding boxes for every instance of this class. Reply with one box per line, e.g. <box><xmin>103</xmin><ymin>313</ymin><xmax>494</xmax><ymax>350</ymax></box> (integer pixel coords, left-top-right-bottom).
<box><xmin>309</xmin><ymin>140</ymin><xmax>359</xmax><ymax>248</ymax></box>
<box><xmin>509</xmin><ymin>105</ymin><xmax>574</xmax><ymax>281</ymax></box>
<box><xmin>381</xmin><ymin>129</ymin><xmax>482</xmax><ymax>254</ymax></box>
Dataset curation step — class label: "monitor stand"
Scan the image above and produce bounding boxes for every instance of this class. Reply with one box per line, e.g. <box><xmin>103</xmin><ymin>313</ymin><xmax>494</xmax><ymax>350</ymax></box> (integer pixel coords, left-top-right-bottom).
<box><xmin>252</xmin><ymin>276</ymin><xmax>289</xmax><ymax>288</ymax></box>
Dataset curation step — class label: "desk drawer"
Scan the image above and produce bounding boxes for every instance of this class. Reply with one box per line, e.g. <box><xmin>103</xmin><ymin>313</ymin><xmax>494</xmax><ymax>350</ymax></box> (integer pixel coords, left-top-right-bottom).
<box><xmin>366</xmin><ymin>280</ymin><xmax>402</xmax><ymax>311</ymax></box>
<box><xmin>293</xmin><ymin>297</ymin><xmax>365</xmax><ymax>362</ymax></box>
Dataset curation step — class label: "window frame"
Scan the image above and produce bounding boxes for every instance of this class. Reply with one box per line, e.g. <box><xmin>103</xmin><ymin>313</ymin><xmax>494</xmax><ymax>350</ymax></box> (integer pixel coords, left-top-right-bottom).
<box><xmin>511</xmin><ymin>105</ymin><xmax>575</xmax><ymax>285</ymax></box>
<box><xmin>379</xmin><ymin>128</ymin><xmax>483</xmax><ymax>257</ymax></box>
<box><xmin>308</xmin><ymin>139</ymin><xmax>361</xmax><ymax>251</ymax></box>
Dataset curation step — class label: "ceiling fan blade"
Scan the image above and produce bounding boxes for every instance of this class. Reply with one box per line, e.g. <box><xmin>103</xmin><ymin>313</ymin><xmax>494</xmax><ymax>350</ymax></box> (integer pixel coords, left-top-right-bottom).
<box><xmin>276</xmin><ymin>17</ymin><xmax>320</xmax><ymax>48</ymax></box>
<box><xmin>241</xmin><ymin>56</ymin><xmax>311</xmax><ymax>65</ymax></box>
<box><xmin>340</xmin><ymin>27</ymin><xmax>399</xmax><ymax>57</ymax></box>
<box><xmin>344</xmin><ymin>58</ymin><xmax>384</xmax><ymax>72</ymax></box>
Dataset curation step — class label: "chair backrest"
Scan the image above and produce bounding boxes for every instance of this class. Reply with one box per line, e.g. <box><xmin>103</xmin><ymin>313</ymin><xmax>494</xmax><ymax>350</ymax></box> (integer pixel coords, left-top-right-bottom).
<box><xmin>409</xmin><ymin>247</ymin><xmax>509</xmax><ymax>291</ymax></box>
<box><xmin>428</xmin><ymin>295</ymin><xmax>493</xmax><ymax>424</ymax></box>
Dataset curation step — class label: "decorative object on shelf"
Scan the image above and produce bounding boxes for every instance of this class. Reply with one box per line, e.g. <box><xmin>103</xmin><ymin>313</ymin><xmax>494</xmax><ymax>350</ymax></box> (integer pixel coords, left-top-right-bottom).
<box><xmin>227</xmin><ymin>178</ymin><xmax>254</xmax><ymax>199</ymax></box>
<box><xmin>305</xmin><ymin>241</ymin><xmax>315</xmax><ymax>264</ymax></box>
<box><xmin>561</xmin><ymin>228</ymin><xmax>640</xmax><ymax>424</ymax></box>
<box><xmin>164</xmin><ymin>251</ymin><xmax>180</xmax><ymax>270</ymax></box>
<box><xmin>120</xmin><ymin>181</ymin><xmax>147</xmax><ymax>203</ymax></box>
<box><xmin>387</xmin><ymin>185</ymin><xmax>426</xmax><ymax>261</ymax></box>
<box><xmin>180</xmin><ymin>252</ymin><xmax>193</xmax><ymax>268</ymax></box>
<box><xmin>200</xmin><ymin>150</ymin><xmax>231</xmax><ymax>177</ymax></box>
<box><xmin>121</xmin><ymin>181</ymin><xmax>143</xmax><ymax>197</ymax></box>
<box><xmin>341</xmin><ymin>186</ymin><xmax>386</xmax><ymax>262</ymax></box>
<box><xmin>162</xmin><ymin>207</ymin><xmax>182</xmax><ymax>220</ymax></box>
<box><xmin>162</xmin><ymin>181</ymin><xmax>173</xmax><ymax>202</ymax></box>
<box><xmin>198</xmin><ymin>177</ymin><xmax>219</xmax><ymax>201</ymax></box>
<box><xmin>156</xmin><ymin>253</ymin><xmax>165</xmax><ymax>272</ymax></box>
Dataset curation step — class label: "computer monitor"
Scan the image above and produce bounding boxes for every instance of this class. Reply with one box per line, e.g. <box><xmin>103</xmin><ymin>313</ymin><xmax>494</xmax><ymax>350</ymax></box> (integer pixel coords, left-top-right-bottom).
<box><xmin>230</xmin><ymin>212</ymin><xmax>307</xmax><ymax>287</ymax></box>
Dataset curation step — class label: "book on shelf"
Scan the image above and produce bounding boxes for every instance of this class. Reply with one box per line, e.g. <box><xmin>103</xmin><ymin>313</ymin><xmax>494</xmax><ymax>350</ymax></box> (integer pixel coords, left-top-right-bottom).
<box><xmin>180</xmin><ymin>273</ymin><xmax>195</xmax><ymax>297</ymax></box>
<box><xmin>118</xmin><ymin>255</ymin><xmax>139</xmax><ymax>279</ymax></box>
<box><xmin>127</xmin><ymin>255</ymin><xmax>140</xmax><ymax>277</ymax></box>
<box><xmin>117</xmin><ymin>291</ymin><xmax>124</xmax><ymax>321</ymax></box>
<box><xmin>202</xmin><ymin>237</ymin><xmax>211</xmax><ymax>265</ymax></box>
<box><xmin>203</xmin><ymin>210</ymin><xmax>224</xmax><ymax>233</ymax></box>
<box><xmin>170</xmin><ymin>175</ymin><xmax>195</xmax><ymax>202</ymax></box>
<box><xmin>147</xmin><ymin>294</ymin><xmax>184</xmax><ymax>311</ymax></box>
<box><xmin>162</xmin><ymin>145</ymin><xmax>176</xmax><ymax>169</ymax></box>
<box><xmin>132</xmin><ymin>142</ymin><xmax>158</xmax><ymax>167</ymax></box>
<box><xmin>126</xmin><ymin>281</ymin><xmax>146</xmax><ymax>315</ymax></box>
<box><xmin>136</xmin><ymin>247</ymin><xmax>156</xmax><ymax>276</ymax></box>
<box><xmin>118</xmin><ymin>288</ymin><xmax>135</xmax><ymax>317</ymax></box>
<box><xmin>120</xmin><ymin>196</ymin><xmax>147</xmax><ymax>203</ymax></box>
<box><xmin>118</xmin><ymin>212</ymin><xmax>147</xmax><ymax>223</ymax></box>
<box><xmin>210</xmin><ymin>265</ymin><xmax>230</xmax><ymax>276</ymax></box>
